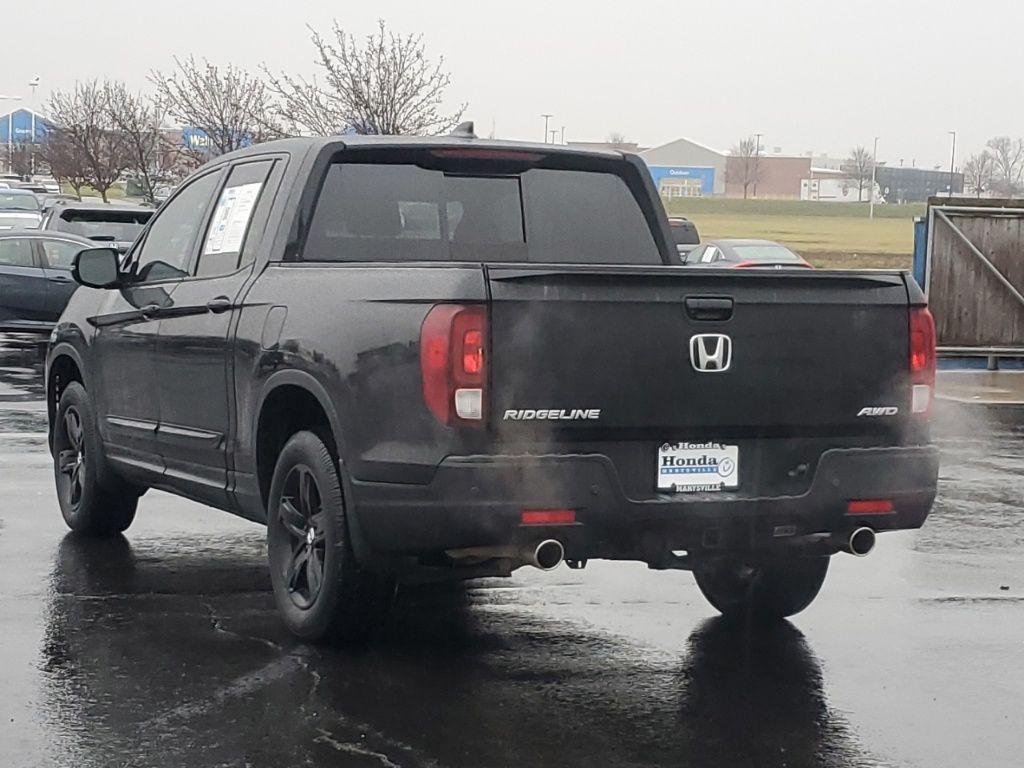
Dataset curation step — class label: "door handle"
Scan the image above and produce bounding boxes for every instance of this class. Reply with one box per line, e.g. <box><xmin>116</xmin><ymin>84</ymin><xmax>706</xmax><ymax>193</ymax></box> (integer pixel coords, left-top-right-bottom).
<box><xmin>684</xmin><ymin>296</ymin><xmax>734</xmax><ymax>322</ymax></box>
<box><xmin>206</xmin><ymin>296</ymin><xmax>233</xmax><ymax>314</ymax></box>
<box><xmin>48</xmin><ymin>275</ymin><xmax>72</xmax><ymax>283</ymax></box>
<box><xmin>140</xmin><ymin>303</ymin><xmax>162</xmax><ymax>319</ymax></box>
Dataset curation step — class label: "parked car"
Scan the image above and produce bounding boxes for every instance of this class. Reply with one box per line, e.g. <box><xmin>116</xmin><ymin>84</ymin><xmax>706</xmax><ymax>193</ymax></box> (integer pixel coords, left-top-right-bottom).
<box><xmin>683</xmin><ymin>238</ymin><xmax>813</xmax><ymax>269</ymax></box>
<box><xmin>0</xmin><ymin>189</ymin><xmax>43</xmax><ymax>230</ymax></box>
<box><xmin>46</xmin><ymin>132</ymin><xmax>938</xmax><ymax>642</ymax></box>
<box><xmin>15</xmin><ymin>182</ymin><xmax>50</xmax><ymax>196</ymax></box>
<box><xmin>39</xmin><ymin>194</ymin><xmax>81</xmax><ymax>215</ymax></box>
<box><xmin>0</xmin><ymin>231</ymin><xmax>92</xmax><ymax>333</ymax></box>
<box><xmin>668</xmin><ymin>216</ymin><xmax>700</xmax><ymax>257</ymax></box>
<box><xmin>35</xmin><ymin>177</ymin><xmax>61</xmax><ymax>195</ymax></box>
<box><xmin>41</xmin><ymin>201</ymin><xmax>153</xmax><ymax>253</ymax></box>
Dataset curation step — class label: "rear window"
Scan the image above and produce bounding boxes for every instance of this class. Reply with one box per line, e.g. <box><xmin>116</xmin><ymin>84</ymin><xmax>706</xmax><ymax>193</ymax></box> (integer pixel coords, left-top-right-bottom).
<box><xmin>0</xmin><ymin>192</ymin><xmax>39</xmax><ymax>212</ymax></box>
<box><xmin>304</xmin><ymin>162</ymin><xmax>660</xmax><ymax>264</ymax></box>
<box><xmin>731</xmin><ymin>244</ymin><xmax>803</xmax><ymax>262</ymax></box>
<box><xmin>55</xmin><ymin>209</ymin><xmax>152</xmax><ymax>242</ymax></box>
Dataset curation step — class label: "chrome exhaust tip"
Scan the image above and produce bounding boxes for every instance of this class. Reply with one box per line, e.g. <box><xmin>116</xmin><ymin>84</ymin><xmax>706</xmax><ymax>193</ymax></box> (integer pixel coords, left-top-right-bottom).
<box><xmin>847</xmin><ymin>527</ymin><xmax>876</xmax><ymax>557</ymax></box>
<box><xmin>530</xmin><ymin>539</ymin><xmax>565</xmax><ymax>570</ymax></box>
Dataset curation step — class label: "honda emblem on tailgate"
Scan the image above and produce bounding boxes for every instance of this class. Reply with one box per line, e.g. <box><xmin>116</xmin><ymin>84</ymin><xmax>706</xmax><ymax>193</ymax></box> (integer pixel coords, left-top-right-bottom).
<box><xmin>690</xmin><ymin>334</ymin><xmax>732</xmax><ymax>372</ymax></box>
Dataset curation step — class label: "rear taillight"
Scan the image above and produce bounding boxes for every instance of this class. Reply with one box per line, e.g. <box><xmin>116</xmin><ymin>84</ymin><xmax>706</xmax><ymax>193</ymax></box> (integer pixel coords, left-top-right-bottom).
<box><xmin>909</xmin><ymin>307</ymin><xmax>936</xmax><ymax>416</ymax></box>
<box><xmin>420</xmin><ymin>304</ymin><xmax>487</xmax><ymax>427</ymax></box>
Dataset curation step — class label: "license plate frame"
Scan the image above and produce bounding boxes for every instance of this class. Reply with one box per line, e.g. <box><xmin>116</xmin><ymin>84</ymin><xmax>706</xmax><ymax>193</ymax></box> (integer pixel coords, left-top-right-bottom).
<box><xmin>657</xmin><ymin>442</ymin><xmax>739</xmax><ymax>493</ymax></box>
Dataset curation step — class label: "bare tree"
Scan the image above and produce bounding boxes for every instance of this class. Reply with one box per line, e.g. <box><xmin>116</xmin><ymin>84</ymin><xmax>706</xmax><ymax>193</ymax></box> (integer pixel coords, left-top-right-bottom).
<box><xmin>842</xmin><ymin>146</ymin><xmax>874</xmax><ymax>202</ymax></box>
<box><xmin>985</xmin><ymin>136</ymin><xmax>1024</xmax><ymax>196</ymax></box>
<box><xmin>9</xmin><ymin>142</ymin><xmax>35</xmax><ymax>178</ymax></box>
<box><xmin>962</xmin><ymin>152</ymin><xmax>997</xmax><ymax>198</ymax></box>
<box><xmin>150</xmin><ymin>57</ymin><xmax>280</xmax><ymax>158</ymax></box>
<box><xmin>43</xmin><ymin>130</ymin><xmax>90</xmax><ymax>199</ymax></box>
<box><xmin>48</xmin><ymin>81</ymin><xmax>132</xmax><ymax>202</ymax></box>
<box><xmin>265</xmin><ymin>20</ymin><xmax>465</xmax><ymax>136</ymax></box>
<box><xmin>727</xmin><ymin>138</ymin><xmax>761</xmax><ymax>199</ymax></box>
<box><xmin>105</xmin><ymin>82</ymin><xmax>180</xmax><ymax>205</ymax></box>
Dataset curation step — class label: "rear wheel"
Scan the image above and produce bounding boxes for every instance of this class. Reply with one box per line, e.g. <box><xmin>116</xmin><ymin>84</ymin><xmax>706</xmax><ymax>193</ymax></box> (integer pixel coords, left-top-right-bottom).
<box><xmin>52</xmin><ymin>382</ymin><xmax>139</xmax><ymax>535</ymax></box>
<box><xmin>693</xmin><ymin>556</ymin><xmax>829</xmax><ymax>621</ymax></box>
<box><xmin>266</xmin><ymin>431</ymin><xmax>392</xmax><ymax>643</ymax></box>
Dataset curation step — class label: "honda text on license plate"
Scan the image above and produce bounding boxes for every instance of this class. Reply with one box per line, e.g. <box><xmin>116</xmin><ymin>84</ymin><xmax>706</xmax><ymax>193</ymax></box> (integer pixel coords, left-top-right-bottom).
<box><xmin>657</xmin><ymin>442</ymin><xmax>739</xmax><ymax>492</ymax></box>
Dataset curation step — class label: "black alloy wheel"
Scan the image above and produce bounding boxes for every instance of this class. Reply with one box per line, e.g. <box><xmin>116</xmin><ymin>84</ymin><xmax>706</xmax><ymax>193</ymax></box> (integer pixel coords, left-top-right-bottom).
<box><xmin>277</xmin><ymin>465</ymin><xmax>328</xmax><ymax>610</ymax></box>
<box><xmin>52</xmin><ymin>382</ymin><xmax>138</xmax><ymax>535</ymax></box>
<box><xmin>56</xmin><ymin>406</ymin><xmax>87</xmax><ymax>511</ymax></box>
<box><xmin>266</xmin><ymin>430</ymin><xmax>393</xmax><ymax>643</ymax></box>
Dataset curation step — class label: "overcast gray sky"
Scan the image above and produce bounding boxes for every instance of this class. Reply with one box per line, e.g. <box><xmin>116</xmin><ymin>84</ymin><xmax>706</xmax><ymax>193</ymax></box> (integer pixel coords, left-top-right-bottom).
<box><xmin>3</xmin><ymin>0</ymin><xmax>1018</xmax><ymax>167</ymax></box>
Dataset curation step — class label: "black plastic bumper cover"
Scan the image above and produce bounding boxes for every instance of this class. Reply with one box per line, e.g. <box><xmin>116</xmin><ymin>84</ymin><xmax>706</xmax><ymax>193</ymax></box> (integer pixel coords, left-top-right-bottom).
<box><xmin>349</xmin><ymin>446</ymin><xmax>939</xmax><ymax>557</ymax></box>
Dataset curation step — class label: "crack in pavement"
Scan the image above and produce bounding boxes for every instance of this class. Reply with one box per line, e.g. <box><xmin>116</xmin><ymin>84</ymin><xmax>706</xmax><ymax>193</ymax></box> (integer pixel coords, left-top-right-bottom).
<box><xmin>313</xmin><ymin>728</ymin><xmax>405</xmax><ymax>768</ymax></box>
<box><xmin>200</xmin><ymin>600</ymin><xmax>282</xmax><ymax>652</ymax></box>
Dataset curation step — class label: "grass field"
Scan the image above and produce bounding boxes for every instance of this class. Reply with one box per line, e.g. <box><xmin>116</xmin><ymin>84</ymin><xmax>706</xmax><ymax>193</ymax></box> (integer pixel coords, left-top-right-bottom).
<box><xmin>664</xmin><ymin>198</ymin><xmax>923</xmax><ymax>270</ymax></box>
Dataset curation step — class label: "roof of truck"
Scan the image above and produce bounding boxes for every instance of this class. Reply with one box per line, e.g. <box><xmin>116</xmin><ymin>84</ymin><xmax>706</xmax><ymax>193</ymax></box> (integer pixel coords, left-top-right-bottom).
<box><xmin>217</xmin><ymin>129</ymin><xmax>630</xmax><ymax>163</ymax></box>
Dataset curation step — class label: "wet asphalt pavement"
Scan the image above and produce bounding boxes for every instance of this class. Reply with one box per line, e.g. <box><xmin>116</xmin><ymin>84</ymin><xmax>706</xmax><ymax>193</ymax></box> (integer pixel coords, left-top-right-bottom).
<box><xmin>1</xmin><ymin>336</ymin><xmax>1022</xmax><ymax>768</ymax></box>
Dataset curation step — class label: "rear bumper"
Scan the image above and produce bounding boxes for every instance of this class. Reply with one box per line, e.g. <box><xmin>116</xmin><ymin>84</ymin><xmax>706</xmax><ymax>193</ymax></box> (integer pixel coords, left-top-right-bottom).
<box><xmin>349</xmin><ymin>445</ymin><xmax>939</xmax><ymax>560</ymax></box>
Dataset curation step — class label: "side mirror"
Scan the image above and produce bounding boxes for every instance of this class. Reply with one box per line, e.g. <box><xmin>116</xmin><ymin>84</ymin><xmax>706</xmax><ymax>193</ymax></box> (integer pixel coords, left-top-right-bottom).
<box><xmin>72</xmin><ymin>247</ymin><xmax>122</xmax><ymax>289</ymax></box>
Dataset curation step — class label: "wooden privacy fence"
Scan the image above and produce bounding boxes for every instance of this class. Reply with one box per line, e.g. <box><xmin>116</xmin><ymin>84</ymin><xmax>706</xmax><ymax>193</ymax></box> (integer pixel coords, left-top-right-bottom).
<box><xmin>924</xmin><ymin>198</ymin><xmax>1024</xmax><ymax>354</ymax></box>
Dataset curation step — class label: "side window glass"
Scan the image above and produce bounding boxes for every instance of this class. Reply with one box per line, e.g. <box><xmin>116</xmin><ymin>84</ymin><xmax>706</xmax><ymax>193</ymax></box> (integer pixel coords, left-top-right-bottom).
<box><xmin>132</xmin><ymin>171</ymin><xmax>223</xmax><ymax>283</ymax></box>
<box><xmin>195</xmin><ymin>160</ymin><xmax>274</xmax><ymax>278</ymax></box>
<box><xmin>0</xmin><ymin>238</ymin><xmax>35</xmax><ymax>267</ymax></box>
<box><xmin>40</xmin><ymin>240</ymin><xmax>82</xmax><ymax>269</ymax></box>
<box><xmin>701</xmin><ymin>247</ymin><xmax>719</xmax><ymax>264</ymax></box>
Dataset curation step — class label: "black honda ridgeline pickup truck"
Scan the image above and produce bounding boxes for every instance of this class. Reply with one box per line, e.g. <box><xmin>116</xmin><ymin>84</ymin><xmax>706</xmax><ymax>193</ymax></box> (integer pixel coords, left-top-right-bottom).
<box><xmin>46</xmin><ymin>127</ymin><xmax>939</xmax><ymax>641</ymax></box>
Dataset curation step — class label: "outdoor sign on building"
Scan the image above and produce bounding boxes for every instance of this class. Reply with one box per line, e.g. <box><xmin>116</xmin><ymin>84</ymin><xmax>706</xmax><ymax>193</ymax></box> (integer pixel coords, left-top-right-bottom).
<box><xmin>646</xmin><ymin>165</ymin><xmax>715</xmax><ymax>198</ymax></box>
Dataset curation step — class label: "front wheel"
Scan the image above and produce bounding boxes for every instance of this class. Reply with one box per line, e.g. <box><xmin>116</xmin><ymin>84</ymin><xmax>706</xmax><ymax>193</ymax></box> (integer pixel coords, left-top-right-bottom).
<box><xmin>52</xmin><ymin>382</ymin><xmax>139</xmax><ymax>536</ymax></box>
<box><xmin>693</xmin><ymin>556</ymin><xmax>829</xmax><ymax>621</ymax></box>
<box><xmin>266</xmin><ymin>431</ymin><xmax>392</xmax><ymax>643</ymax></box>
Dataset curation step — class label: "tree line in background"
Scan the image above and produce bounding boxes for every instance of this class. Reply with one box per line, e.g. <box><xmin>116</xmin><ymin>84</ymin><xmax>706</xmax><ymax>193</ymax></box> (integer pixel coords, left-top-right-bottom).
<box><xmin>962</xmin><ymin>137</ymin><xmax>1024</xmax><ymax>197</ymax></box>
<box><xmin>25</xmin><ymin>21</ymin><xmax>464</xmax><ymax>203</ymax></box>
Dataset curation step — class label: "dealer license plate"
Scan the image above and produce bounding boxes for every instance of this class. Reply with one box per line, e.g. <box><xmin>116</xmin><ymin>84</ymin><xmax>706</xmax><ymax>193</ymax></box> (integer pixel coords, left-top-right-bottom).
<box><xmin>657</xmin><ymin>442</ymin><xmax>739</xmax><ymax>492</ymax></box>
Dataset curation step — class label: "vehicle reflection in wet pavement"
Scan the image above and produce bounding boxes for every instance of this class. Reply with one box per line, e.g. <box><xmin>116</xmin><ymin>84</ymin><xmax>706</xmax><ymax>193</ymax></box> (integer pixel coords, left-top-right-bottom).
<box><xmin>2</xmin><ymin>335</ymin><xmax>1022</xmax><ymax>768</ymax></box>
<box><xmin>33</xmin><ymin>531</ymin><xmax>873</xmax><ymax>768</ymax></box>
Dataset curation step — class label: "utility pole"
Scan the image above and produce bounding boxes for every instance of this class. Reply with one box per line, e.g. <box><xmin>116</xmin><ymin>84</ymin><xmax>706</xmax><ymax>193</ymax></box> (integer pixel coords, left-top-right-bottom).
<box><xmin>28</xmin><ymin>77</ymin><xmax>39</xmax><ymax>174</ymax></box>
<box><xmin>560</xmin><ymin>126</ymin><xmax>565</xmax><ymax>144</ymax></box>
<box><xmin>753</xmin><ymin>133</ymin><xmax>763</xmax><ymax>197</ymax></box>
<box><xmin>541</xmin><ymin>114</ymin><xmax>553</xmax><ymax>143</ymax></box>
<box><xmin>869</xmin><ymin>136</ymin><xmax>880</xmax><ymax>219</ymax></box>
<box><xmin>948</xmin><ymin>131</ymin><xmax>957</xmax><ymax>198</ymax></box>
<box><xmin>549</xmin><ymin>129</ymin><xmax>559</xmax><ymax>144</ymax></box>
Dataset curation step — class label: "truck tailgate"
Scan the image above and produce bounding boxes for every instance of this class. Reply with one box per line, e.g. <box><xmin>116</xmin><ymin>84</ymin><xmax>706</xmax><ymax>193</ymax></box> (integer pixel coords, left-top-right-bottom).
<box><xmin>487</xmin><ymin>266</ymin><xmax>912</xmax><ymax>437</ymax></box>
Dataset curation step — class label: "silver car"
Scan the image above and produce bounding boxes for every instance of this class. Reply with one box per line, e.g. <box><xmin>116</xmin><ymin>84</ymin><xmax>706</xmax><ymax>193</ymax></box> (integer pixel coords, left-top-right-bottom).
<box><xmin>0</xmin><ymin>189</ymin><xmax>43</xmax><ymax>231</ymax></box>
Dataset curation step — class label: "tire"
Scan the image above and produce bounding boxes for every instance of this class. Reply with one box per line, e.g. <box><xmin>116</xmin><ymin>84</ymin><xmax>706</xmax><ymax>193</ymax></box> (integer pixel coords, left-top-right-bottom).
<box><xmin>52</xmin><ymin>382</ymin><xmax>138</xmax><ymax>536</ymax></box>
<box><xmin>266</xmin><ymin>431</ymin><xmax>391</xmax><ymax>644</ymax></box>
<box><xmin>693</xmin><ymin>556</ymin><xmax>830</xmax><ymax>621</ymax></box>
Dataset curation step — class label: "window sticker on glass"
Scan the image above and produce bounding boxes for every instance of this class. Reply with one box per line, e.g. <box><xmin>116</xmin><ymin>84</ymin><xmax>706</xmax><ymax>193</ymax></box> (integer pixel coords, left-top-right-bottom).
<box><xmin>203</xmin><ymin>182</ymin><xmax>263</xmax><ymax>255</ymax></box>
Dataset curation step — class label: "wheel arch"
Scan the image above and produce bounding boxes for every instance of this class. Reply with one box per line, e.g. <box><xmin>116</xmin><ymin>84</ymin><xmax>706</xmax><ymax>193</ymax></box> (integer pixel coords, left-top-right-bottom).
<box><xmin>46</xmin><ymin>343</ymin><xmax>89</xmax><ymax>449</ymax></box>
<box><xmin>253</xmin><ymin>370</ymin><xmax>348</xmax><ymax>511</ymax></box>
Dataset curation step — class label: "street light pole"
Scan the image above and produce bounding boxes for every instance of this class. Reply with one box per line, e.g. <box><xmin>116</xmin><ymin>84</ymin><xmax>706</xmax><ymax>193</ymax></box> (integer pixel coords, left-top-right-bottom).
<box><xmin>541</xmin><ymin>114</ymin><xmax>553</xmax><ymax>143</ymax></box>
<box><xmin>29</xmin><ymin>77</ymin><xmax>40</xmax><ymax>175</ymax></box>
<box><xmin>753</xmin><ymin>133</ymin><xmax>763</xmax><ymax>198</ymax></box>
<box><xmin>948</xmin><ymin>131</ymin><xmax>957</xmax><ymax>198</ymax></box>
<box><xmin>869</xmin><ymin>136</ymin><xmax>879</xmax><ymax>219</ymax></box>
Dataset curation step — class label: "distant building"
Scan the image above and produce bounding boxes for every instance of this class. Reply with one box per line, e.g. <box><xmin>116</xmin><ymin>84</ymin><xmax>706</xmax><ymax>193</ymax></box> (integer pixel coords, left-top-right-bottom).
<box><xmin>725</xmin><ymin>154</ymin><xmax>811</xmax><ymax>199</ymax></box>
<box><xmin>874</xmin><ymin>166</ymin><xmax>963</xmax><ymax>203</ymax></box>
<box><xmin>639</xmin><ymin>137</ymin><xmax>728</xmax><ymax>197</ymax></box>
<box><xmin>0</xmin><ymin>108</ymin><xmax>51</xmax><ymax>145</ymax></box>
<box><xmin>567</xmin><ymin>140</ymin><xmax>646</xmax><ymax>154</ymax></box>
